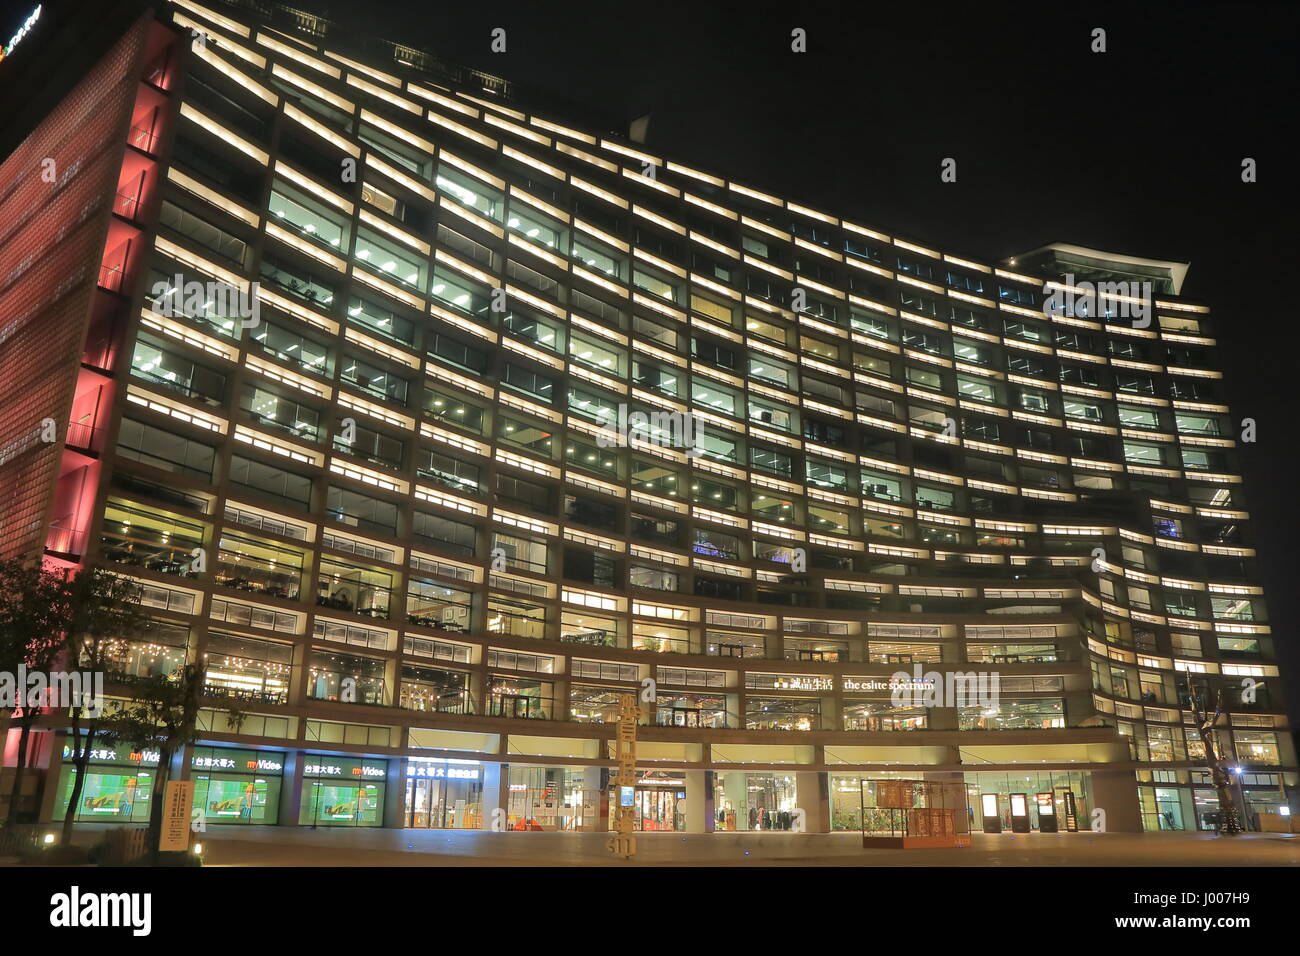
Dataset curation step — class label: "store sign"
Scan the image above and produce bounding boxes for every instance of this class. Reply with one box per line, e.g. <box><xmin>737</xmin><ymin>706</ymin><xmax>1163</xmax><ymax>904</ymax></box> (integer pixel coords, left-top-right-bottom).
<box><xmin>607</xmin><ymin>694</ymin><xmax>639</xmax><ymax>857</ymax></box>
<box><xmin>62</xmin><ymin>746</ymin><xmax>160</xmax><ymax>765</ymax></box>
<box><xmin>0</xmin><ymin>5</ymin><xmax>41</xmax><ymax>64</ymax></box>
<box><xmin>842</xmin><ymin>676</ymin><xmax>937</xmax><ymax>693</ymax></box>
<box><xmin>304</xmin><ymin>761</ymin><xmax>385</xmax><ymax>778</ymax></box>
<box><xmin>407</xmin><ymin>759</ymin><xmax>480</xmax><ymax>780</ymax></box>
<box><xmin>191</xmin><ymin>753</ymin><xmax>283</xmax><ymax>773</ymax></box>
<box><xmin>772</xmin><ymin>675</ymin><xmax>833</xmax><ymax>691</ymax></box>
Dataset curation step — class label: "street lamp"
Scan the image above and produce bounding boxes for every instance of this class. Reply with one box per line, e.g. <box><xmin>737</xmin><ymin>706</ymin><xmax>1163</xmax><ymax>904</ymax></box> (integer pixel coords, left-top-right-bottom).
<box><xmin>1231</xmin><ymin>766</ymin><xmax>1250</xmax><ymax>831</ymax></box>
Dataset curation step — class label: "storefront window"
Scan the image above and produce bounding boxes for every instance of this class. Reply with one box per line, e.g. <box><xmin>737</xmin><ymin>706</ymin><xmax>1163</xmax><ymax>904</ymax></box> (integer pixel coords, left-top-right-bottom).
<box><xmin>55</xmin><ymin>745</ymin><xmax>159</xmax><ymax>823</ymax></box>
<box><xmin>307</xmin><ymin>649</ymin><xmax>388</xmax><ymax>705</ymax></box>
<box><xmin>959</xmin><ymin>698</ymin><xmax>1065</xmax><ymax>730</ymax></box>
<box><xmin>203</xmin><ymin>631</ymin><xmax>293</xmax><ymax>704</ymax></box>
<box><xmin>745</xmin><ymin>696</ymin><xmax>822</xmax><ymax>731</ymax></box>
<box><xmin>842</xmin><ymin>700</ymin><xmax>927</xmax><ymax>731</ymax></box>
<box><xmin>569</xmin><ymin>684</ymin><xmax>626</xmax><ymax>723</ymax></box>
<box><xmin>405</xmin><ymin>758</ymin><xmax>483</xmax><ymax>828</ymax></box>
<box><xmin>100</xmin><ymin>621</ymin><xmax>189</xmax><ymax>680</ymax></box>
<box><xmin>487</xmin><ymin>676</ymin><xmax>553</xmax><ymax>719</ymax></box>
<box><xmin>190</xmin><ymin>746</ymin><xmax>283</xmax><ymax>826</ymax></box>
<box><xmin>299</xmin><ymin>757</ymin><xmax>386</xmax><ymax>826</ymax></box>
<box><xmin>655</xmin><ymin>693</ymin><xmax>731</xmax><ymax>728</ymax></box>
<box><xmin>507</xmin><ymin>767</ymin><xmax>603</xmax><ymax>831</ymax></box>
<box><xmin>964</xmin><ymin>770</ymin><xmax>1091</xmax><ymax>832</ymax></box>
<box><xmin>714</xmin><ymin>772</ymin><xmax>797</xmax><ymax>831</ymax></box>
<box><xmin>399</xmin><ymin>664</ymin><xmax>471</xmax><ymax>713</ymax></box>
<box><xmin>629</xmin><ymin>771</ymin><xmax>686</xmax><ymax>831</ymax></box>
<box><xmin>1232</xmin><ymin>730</ymin><xmax>1281</xmax><ymax>765</ymax></box>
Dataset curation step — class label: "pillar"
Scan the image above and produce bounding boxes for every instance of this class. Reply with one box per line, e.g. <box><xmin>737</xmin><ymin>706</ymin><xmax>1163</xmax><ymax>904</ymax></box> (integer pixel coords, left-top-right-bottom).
<box><xmin>383</xmin><ymin>756</ymin><xmax>406</xmax><ymax>829</ymax></box>
<box><xmin>795</xmin><ymin>771</ymin><xmax>830</xmax><ymax>833</ymax></box>
<box><xmin>1086</xmin><ymin>769</ymin><xmax>1143</xmax><ymax>832</ymax></box>
<box><xmin>479</xmin><ymin>761</ymin><xmax>508</xmax><ymax>830</ymax></box>
<box><xmin>683</xmin><ymin>769</ymin><xmax>713</xmax><ymax>833</ymax></box>
<box><xmin>278</xmin><ymin>750</ymin><xmax>304</xmax><ymax>826</ymax></box>
<box><xmin>581</xmin><ymin>766</ymin><xmax>606</xmax><ymax>832</ymax></box>
<box><xmin>38</xmin><ymin>731</ymin><xmax>69</xmax><ymax>824</ymax></box>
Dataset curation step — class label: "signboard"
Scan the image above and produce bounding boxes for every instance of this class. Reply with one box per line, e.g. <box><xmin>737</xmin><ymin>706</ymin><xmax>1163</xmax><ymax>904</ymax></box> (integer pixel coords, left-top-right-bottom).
<box><xmin>159</xmin><ymin>780</ymin><xmax>195</xmax><ymax>851</ymax></box>
<box><xmin>1062</xmin><ymin>790</ymin><xmax>1079</xmax><ymax>832</ymax></box>
<box><xmin>606</xmin><ymin>694</ymin><xmax>639</xmax><ymax>858</ymax></box>
<box><xmin>0</xmin><ymin>5</ymin><xmax>42</xmax><ymax>64</ymax></box>
<box><xmin>842</xmin><ymin>676</ymin><xmax>937</xmax><ymax>693</ymax></box>
<box><xmin>407</xmin><ymin>758</ymin><xmax>480</xmax><ymax>780</ymax></box>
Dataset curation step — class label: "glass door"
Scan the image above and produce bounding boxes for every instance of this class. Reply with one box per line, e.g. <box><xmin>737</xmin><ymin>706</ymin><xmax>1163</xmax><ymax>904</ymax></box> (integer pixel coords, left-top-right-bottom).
<box><xmin>406</xmin><ymin>778</ymin><xmax>428</xmax><ymax>827</ymax></box>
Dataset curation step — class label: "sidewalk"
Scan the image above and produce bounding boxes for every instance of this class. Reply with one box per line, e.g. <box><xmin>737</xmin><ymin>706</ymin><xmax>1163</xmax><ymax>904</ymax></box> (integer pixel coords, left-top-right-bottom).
<box><xmin>75</xmin><ymin>826</ymin><xmax>1300</xmax><ymax>867</ymax></box>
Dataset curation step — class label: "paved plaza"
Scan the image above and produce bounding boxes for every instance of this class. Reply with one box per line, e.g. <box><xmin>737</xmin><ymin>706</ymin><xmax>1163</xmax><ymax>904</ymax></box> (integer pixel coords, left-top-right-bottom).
<box><xmin>38</xmin><ymin>825</ymin><xmax>1297</xmax><ymax>867</ymax></box>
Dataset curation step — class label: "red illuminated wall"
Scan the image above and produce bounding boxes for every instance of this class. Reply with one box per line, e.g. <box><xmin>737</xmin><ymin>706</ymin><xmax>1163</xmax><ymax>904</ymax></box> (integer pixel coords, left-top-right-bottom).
<box><xmin>0</xmin><ymin>17</ymin><xmax>152</xmax><ymax>562</ymax></box>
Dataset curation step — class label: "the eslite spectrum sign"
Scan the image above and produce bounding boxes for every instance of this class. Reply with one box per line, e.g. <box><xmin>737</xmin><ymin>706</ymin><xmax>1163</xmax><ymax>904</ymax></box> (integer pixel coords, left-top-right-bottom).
<box><xmin>0</xmin><ymin>5</ymin><xmax>42</xmax><ymax>65</ymax></box>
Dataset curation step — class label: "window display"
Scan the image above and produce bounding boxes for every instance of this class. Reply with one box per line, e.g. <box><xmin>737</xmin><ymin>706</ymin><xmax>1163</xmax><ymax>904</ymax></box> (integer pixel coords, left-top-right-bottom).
<box><xmin>714</xmin><ymin>772</ymin><xmax>797</xmax><ymax>831</ymax></box>
<box><xmin>299</xmin><ymin>756</ymin><xmax>387</xmax><ymax>826</ymax></box>
<box><xmin>56</xmin><ymin>744</ymin><xmax>160</xmax><ymax>823</ymax></box>
<box><xmin>190</xmin><ymin>746</ymin><xmax>284</xmax><ymax>825</ymax></box>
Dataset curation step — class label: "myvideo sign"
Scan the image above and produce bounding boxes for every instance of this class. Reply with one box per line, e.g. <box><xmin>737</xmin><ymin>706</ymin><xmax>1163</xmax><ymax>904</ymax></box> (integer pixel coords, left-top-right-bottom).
<box><xmin>0</xmin><ymin>5</ymin><xmax>41</xmax><ymax>65</ymax></box>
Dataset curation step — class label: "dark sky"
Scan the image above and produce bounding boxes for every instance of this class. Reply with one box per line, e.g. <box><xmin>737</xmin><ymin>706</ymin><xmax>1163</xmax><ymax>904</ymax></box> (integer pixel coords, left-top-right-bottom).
<box><xmin>331</xmin><ymin>0</ymin><xmax>1300</xmax><ymax>722</ymax></box>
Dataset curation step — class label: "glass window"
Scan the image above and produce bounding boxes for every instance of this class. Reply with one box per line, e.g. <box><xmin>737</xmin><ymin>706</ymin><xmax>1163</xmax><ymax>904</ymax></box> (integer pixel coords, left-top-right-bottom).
<box><xmin>436</xmin><ymin>165</ymin><xmax>503</xmax><ymax>220</ymax></box>
<box><xmin>269</xmin><ymin>180</ymin><xmax>348</xmax><ymax>251</ymax></box>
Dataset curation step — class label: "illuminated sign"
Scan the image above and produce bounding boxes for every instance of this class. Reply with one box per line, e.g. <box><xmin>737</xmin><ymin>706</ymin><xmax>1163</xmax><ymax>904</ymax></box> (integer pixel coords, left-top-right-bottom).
<box><xmin>772</xmin><ymin>675</ymin><xmax>834</xmax><ymax>691</ymax></box>
<box><xmin>304</xmin><ymin>760</ymin><xmax>385</xmax><ymax>778</ymax></box>
<box><xmin>842</xmin><ymin>676</ymin><xmax>937</xmax><ymax>693</ymax></box>
<box><xmin>0</xmin><ymin>5</ymin><xmax>41</xmax><ymax>64</ymax></box>
<box><xmin>407</xmin><ymin>758</ymin><xmax>481</xmax><ymax>780</ymax></box>
<box><xmin>62</xmin><ymin>746</ymin><xmax>160</xmax><ymax>765</ymax></box>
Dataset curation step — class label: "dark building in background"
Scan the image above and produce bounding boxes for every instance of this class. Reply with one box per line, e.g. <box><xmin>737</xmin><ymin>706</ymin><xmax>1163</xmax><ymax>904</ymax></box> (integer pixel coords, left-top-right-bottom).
<box><xmin>0</xmin><ymin>0</ymin><xmax>1291</xmax><ymax>837</ymax></box>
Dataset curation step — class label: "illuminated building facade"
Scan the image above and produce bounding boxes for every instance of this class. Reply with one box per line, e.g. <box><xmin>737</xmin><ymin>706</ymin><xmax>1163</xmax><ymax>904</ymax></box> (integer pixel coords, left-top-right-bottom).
<box><xmin>0</xmin><ymin>0</ymin><xmax>1292</xmax><ymax>836</ymax></box>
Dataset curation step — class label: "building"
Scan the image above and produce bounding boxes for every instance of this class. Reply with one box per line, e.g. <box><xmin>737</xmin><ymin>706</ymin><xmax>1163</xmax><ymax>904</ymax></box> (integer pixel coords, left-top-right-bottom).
<box><xmin>0</xmin><ymin>0</ymin><xmax>1292</xmax><ymax>838</ymax></box>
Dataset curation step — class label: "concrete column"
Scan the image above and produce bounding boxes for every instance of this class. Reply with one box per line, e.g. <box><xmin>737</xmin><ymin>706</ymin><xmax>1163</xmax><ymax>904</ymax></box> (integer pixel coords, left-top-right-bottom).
<box><xmin>683</xmin><ymin>769</ymin><xmax>713</xmax><ymax>833</ymax></box>
<box><xmin>796</xmin><ymin>771</ymin><xmax>830</xmax><ymax>833</ymax></box>
<box><xmin>1086</xmin><ymin>769</ymin><xmax>1143</xmax><ymax>832</ymax></box>
<box><xmin>479</xmin><ymin>761</ymin><xmax>508</xmax><ymax>830</ymax></box>
<box><xmin>384</xmin><ymin>757</ymin><xmax>406</xmax><ymax>829</ymax></box>
<box><xmin>278</xmin><ymin>750</ymin><xmax>304</xmax><ymax>826</ymax></box>
<box><xmin>581</xmin><ymin>766</ymin><xmax>606</xmax><ymax>832</ymax></box>
<box><xmin>38</xmin><ymin>731</ymin><xmax>69</xmax><ymax>824</ymax></box>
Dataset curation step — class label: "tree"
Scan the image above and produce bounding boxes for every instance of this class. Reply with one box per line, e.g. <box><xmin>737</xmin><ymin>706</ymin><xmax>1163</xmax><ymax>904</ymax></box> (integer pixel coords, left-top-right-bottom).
<box><xmin>0</xmin><ymin>559</ymin><xmax>74</xmax><ymax>825</ymax></box>
<box><xmin>1185</xmin><ymin>672</ymin><xmax>1246</xmax><ymax>836</ymax></box>
<box><xmin>60</xmin><ymin>570</ymin><xmax>157</xmax><ymax>843</ymax></box>
<box><xmin>102</xmin><ymin>661</ymin><xmax>207</xmax><ymax>861</ymax></box>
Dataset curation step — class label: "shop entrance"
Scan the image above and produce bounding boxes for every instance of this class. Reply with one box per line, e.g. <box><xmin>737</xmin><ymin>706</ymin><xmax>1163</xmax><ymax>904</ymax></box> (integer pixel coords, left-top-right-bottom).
<box><xmin>404</xmin><ymin>777</ymin><xmax>482</xmax><ymax>829</ymax></box>
<box><xmin>635</xmin><ymin>787</ymin><xmax>684</xmax><ymax>831</ymax></box>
